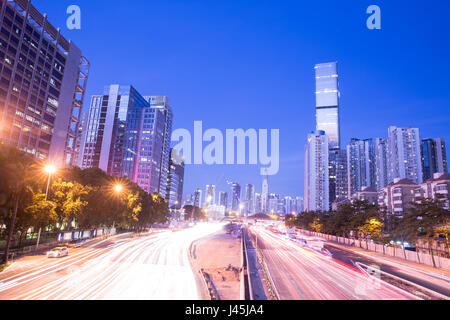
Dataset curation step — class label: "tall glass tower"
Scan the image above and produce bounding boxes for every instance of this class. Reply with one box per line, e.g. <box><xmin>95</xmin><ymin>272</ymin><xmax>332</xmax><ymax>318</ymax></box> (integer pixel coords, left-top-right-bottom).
<box><xmin>315</xmin><ymin>62</ymin><xmax>340</xmax><ymax>151</ymax></box>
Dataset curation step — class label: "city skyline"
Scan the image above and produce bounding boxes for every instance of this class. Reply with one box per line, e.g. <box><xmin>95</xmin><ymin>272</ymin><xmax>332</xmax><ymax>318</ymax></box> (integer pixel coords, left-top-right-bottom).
<box><xmin>25</xmin><ymin>0</ymin><xmax>450</xmax><ymax>199</ymax></box>
<box><xmin>1</xmin><ymin>0</ymin><xmax>449</xmax><ymax>304</ymax></box>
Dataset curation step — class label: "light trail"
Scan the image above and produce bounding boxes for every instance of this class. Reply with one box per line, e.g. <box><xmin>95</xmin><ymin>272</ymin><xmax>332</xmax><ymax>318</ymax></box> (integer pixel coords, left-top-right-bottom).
<box><xmin>0</xmin><ymin>224</ymin><xmax>224</xmax><ymax>300</ymax></box>
<box><xmin>250</xmin><ymin>225</ymin><xmax>421</xmax><ymax>300</ymax></box>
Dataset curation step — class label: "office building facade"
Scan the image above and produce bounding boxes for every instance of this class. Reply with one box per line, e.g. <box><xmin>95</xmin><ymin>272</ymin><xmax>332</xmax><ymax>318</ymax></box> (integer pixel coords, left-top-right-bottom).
<box><xmin>144</xmin><ymin>96</ymin><xmax>173</xmax><ymax>198</ymax></box>
<box><xmin>166</xmin><ymin>148</ymin><xmax>184</xmax><ymax>209</ymax></box>
<box><xmin>0</xmin><ymin>0</ymin><xmax>89</xmax><ymax>167</ymax></box>
<box><xmin>79</xmin><ymin>85</ymin><xmax>169</xmax><ymax>195</ymax></box>
<box><xmin>315</xmin><ymin>62</ymin><xmax>340</xmax><ymax>150</ymax></box>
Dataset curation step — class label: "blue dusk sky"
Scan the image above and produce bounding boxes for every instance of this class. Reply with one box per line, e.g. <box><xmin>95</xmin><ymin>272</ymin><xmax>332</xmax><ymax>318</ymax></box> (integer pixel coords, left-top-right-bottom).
<box><xmin>34</xmin><ymin>0</ymin><xmax>450</xmax><ymax>199</ymax></box>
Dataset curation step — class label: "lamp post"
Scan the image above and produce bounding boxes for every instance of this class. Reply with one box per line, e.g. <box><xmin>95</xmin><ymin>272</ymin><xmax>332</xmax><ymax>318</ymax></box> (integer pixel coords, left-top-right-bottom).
<box><xmin>112</xmin><ymin>184</ymin><xmax>124</xmax><ymax>229</ymax></box>
<box><xmin>36</xmin><ymin>165</ymin><xmax>57</xmax><ymax>250</ymax></box>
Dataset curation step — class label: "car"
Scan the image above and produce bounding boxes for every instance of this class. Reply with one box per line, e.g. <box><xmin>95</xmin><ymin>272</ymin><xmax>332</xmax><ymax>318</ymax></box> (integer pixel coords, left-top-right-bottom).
<box><xmin>47</xmin><ymin>247</ymin><xmax>69</xmax><ymax>258</ymax></box>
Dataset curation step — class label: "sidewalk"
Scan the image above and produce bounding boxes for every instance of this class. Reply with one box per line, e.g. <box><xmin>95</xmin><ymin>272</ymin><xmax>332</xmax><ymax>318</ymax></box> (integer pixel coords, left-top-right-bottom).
<box><xmin>327</xmin><ymin>241</ymin><xmax>450</xmax><ymax>280</ymax></box>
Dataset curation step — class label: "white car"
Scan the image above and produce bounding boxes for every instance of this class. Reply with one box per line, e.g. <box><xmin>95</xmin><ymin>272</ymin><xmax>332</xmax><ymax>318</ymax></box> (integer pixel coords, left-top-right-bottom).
<box><xmin>47</xmin><ymin>247</ymin><xmax>69</xmax><ymax>258</ymax></box>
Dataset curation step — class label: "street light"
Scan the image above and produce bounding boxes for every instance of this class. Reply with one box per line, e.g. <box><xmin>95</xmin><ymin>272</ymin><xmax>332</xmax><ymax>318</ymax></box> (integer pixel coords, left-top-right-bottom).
<box><xmin>114</xmin><ymin>184</ymin><xmax>124</xmax><ymax>193</ymax></box>
<box><xmin>44</xmin><ymin>165</ymin><xmax>57</xmax><ymax>200</ymax></box>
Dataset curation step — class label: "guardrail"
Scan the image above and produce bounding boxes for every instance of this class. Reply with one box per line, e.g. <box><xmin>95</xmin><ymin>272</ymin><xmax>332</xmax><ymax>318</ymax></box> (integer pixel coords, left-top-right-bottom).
<box><xmin>355</xmin><ymin>261</ymin><xmax>449</xmax><ymax>300</ymax></box>
<box><xmin>245</xmin><ymin>227</ymin><xmax>279</xmax><ymax>300</ymax></box>
<box><xmin>241</xmin><ymin>227</ymin><xmax>253</xmax><ymax>300</ymax></box>
<box><xmin>297</xmin><ymin>228</ymin><xmax>450</xmax><ymax>270</ymax></box>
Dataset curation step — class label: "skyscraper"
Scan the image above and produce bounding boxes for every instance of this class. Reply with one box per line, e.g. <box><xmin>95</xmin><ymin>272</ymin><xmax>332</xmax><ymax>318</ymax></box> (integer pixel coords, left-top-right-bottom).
<box><xmin>166</xmin><ymin>148</ymin><xmax>185</xmax><ymax>209</ymax></box>
<box><xmin>231</xmin><ymin>182</ymin><xmax>241</xmax><ymax>211</ymax></box>
<box><xmin>375</xmin><ymin>138</ymin><xmax>388</xmax><ymax>190</ymax></box>
<box><xmin>304</xmin><ymin>131</ymin><xmax>329</xmax><ymax>212</ymax></box>
<box><xmin>205</xmin><ymin>185</ymin><xmax>216</xmax><ymax>207</ymax></box>
<box><xmin>244</xmin><ymin>184</ymin><xmax>255</xmax><ymax>216</ymax></box>
<box><xmin>219</xmin><ymin>192</ymin><xmax>228</xmax><ymax>210</ymax></box>
<box><xmin>144</xmin><ymin>96</ymin><xmax>173</xmax><ymax>198</ymax></box>
<box><xmin>261</xmin><ymin>175</ymin><xmax>269</xmax><ymax>213</ymax></box>
<box><xmin>79</xmin><ymin>85</ymin><xmax>169</xmax><ymax>195</ymax></box>
<box><xmin>347</xmin><ymin>138</ymin><xmax>376</xmax><ymax>198</ymax></box>
<box><xmin>315</xmin><ymin>62</ymin><xmax>340</xmax><ymax>150</ymax></box>
<box><xmin>387</xmin><ymin>126</ymin><xmax>423</xmax><ymax>184</ymax></box>
<box><xmin>315</xmin><ymin>62</ymin><xmax>344</xmax><ymax>210</ymax></box>
<box><xmin>421</xmin><ymin>138</ymin><xmax>448</xmax><ymax>181</ymax></box>
<box><xmin>193</xmin><ymin>189</ymin><xmax>203</xmax><ymax>208</ymax></box>
<box><xmin>0</xmin><ymin>0</ymin><xmax>89</xmax><ymax>167</ymax></box>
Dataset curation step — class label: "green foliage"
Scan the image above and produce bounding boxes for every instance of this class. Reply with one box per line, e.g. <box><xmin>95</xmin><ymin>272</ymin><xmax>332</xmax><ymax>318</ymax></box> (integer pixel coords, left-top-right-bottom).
<box><xmin>183</xmin><ymin>205</ymin><xmax>207</xmax><ymax>222</ymax></box>
<box><xmin>0</xmin><ymin>146</ymin><xmax>171</xmax><ymax>242</ymax></box>
<box><xmin>286</xmin><ymin>197</ymin><xmax>450</xmax><ymax>247</ymax></box>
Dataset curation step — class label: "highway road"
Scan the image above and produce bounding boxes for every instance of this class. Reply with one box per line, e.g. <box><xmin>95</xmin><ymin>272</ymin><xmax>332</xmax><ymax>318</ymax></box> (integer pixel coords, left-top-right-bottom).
<box><xmin>0</xmin><ymin>224</ymin><xmax>223</xmax><ymax>300</ymax></box>
<box><xmin>248</xmin><ymin>225</ymin><xmax>423</xmax><ymax>300</ymax></box>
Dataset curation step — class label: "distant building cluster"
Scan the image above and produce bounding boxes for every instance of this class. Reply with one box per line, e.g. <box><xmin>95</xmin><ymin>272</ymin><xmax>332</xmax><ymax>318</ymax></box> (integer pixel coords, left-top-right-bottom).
<box><xmin>184</xmin><ymin>177</ymin><xmax>304</xmax><ymax>219</ymax></box>
<box><xmin>305</xmin><ymin>62</ymin><xmax>449</xmax><ymax>214</ymax></box>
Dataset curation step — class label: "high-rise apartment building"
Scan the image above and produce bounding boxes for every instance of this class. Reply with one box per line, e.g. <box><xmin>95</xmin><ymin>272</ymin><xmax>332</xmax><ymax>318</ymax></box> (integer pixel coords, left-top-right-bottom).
<box><xmin>79</xmin><ymin>85</ymin><xmax>170</xmax><ymax>195</ymax></box>
<box><xmin>375</xmin><ymin>138</ymin><xmax>388</xmax><ymax>190</ymax></box>
<box><xmin>347</xmin><ymin>138</ymin><xmax>376</xmax><ymax>198</ymax></box>
<box><xmin>329</xmin><ymin>149</ymin><xmax>348</xmax><ymax>205</ymax></box>
<box><xmin>166</xmin><ymin>148</ymin><xmax>184</xmax><ymax>209</ymax></box>
<box><xmin>304</xmin><ymin>131</ymin><xmax>330</xmax><ymax>212</ymax></box>
<box><xmin>387</xmin><ymin>126</ymin><xmax>423</xmax><ymax>185</ymax></box>
<box><xmin>0</xmin><ymin>0</ymin><xmax>89</xmax><ymax>167</ymax></box>
<box><xmin>295</xmin><ymin>196</ymin><xmax>304</xmax><ymax>214</ymax></box>
<box><xmin>421</xmin><ymin>138</ymin><xmax>448</xmax><ymax>181</ymax></box>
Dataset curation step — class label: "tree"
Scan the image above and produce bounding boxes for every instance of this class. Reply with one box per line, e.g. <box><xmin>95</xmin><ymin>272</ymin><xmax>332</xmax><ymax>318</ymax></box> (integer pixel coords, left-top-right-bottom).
<box><xmin>0</xmin><ymin>144</ymin><xmax>38</xmax><ymax>263</ymax></box>
<box><xmin>396</xmin><ymin>197</ymin><xmax>450</xmax><ymax>249</ymax></box>
<box><xmin>310</xmin><ymin>217</ymin><xmax>323</xmax><ymax>233</ymax></box>
<box><xmin>183</xmin><ymin>205</ymin><xmax>206</xmax><ymax>222</ymax></box>
<box><xmin>24</xmin><ymin>194</ymin><xmax>57</xmax><ymax>232</ymax></box>
<box><xmin>51</xmin><ymin>179</ymin><xmax>90</xmax><ymax>230</ymax></box>
<box><xmin>358</xmin><ymin>218</ymin><xmax>384</xmax><ymax>241</ymax></box>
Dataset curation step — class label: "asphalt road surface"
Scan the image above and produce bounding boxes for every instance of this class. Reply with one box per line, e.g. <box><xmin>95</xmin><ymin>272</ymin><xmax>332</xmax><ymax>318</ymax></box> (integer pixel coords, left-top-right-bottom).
<box><xmin>0</xmin><ymin>224</ymin><xmax>223</xmax><ymax>300</ymax></box>
<box><xmin>249</xmin><ymin>225</ymin><xmax>424</xmax><ymax>300</ymax></box>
